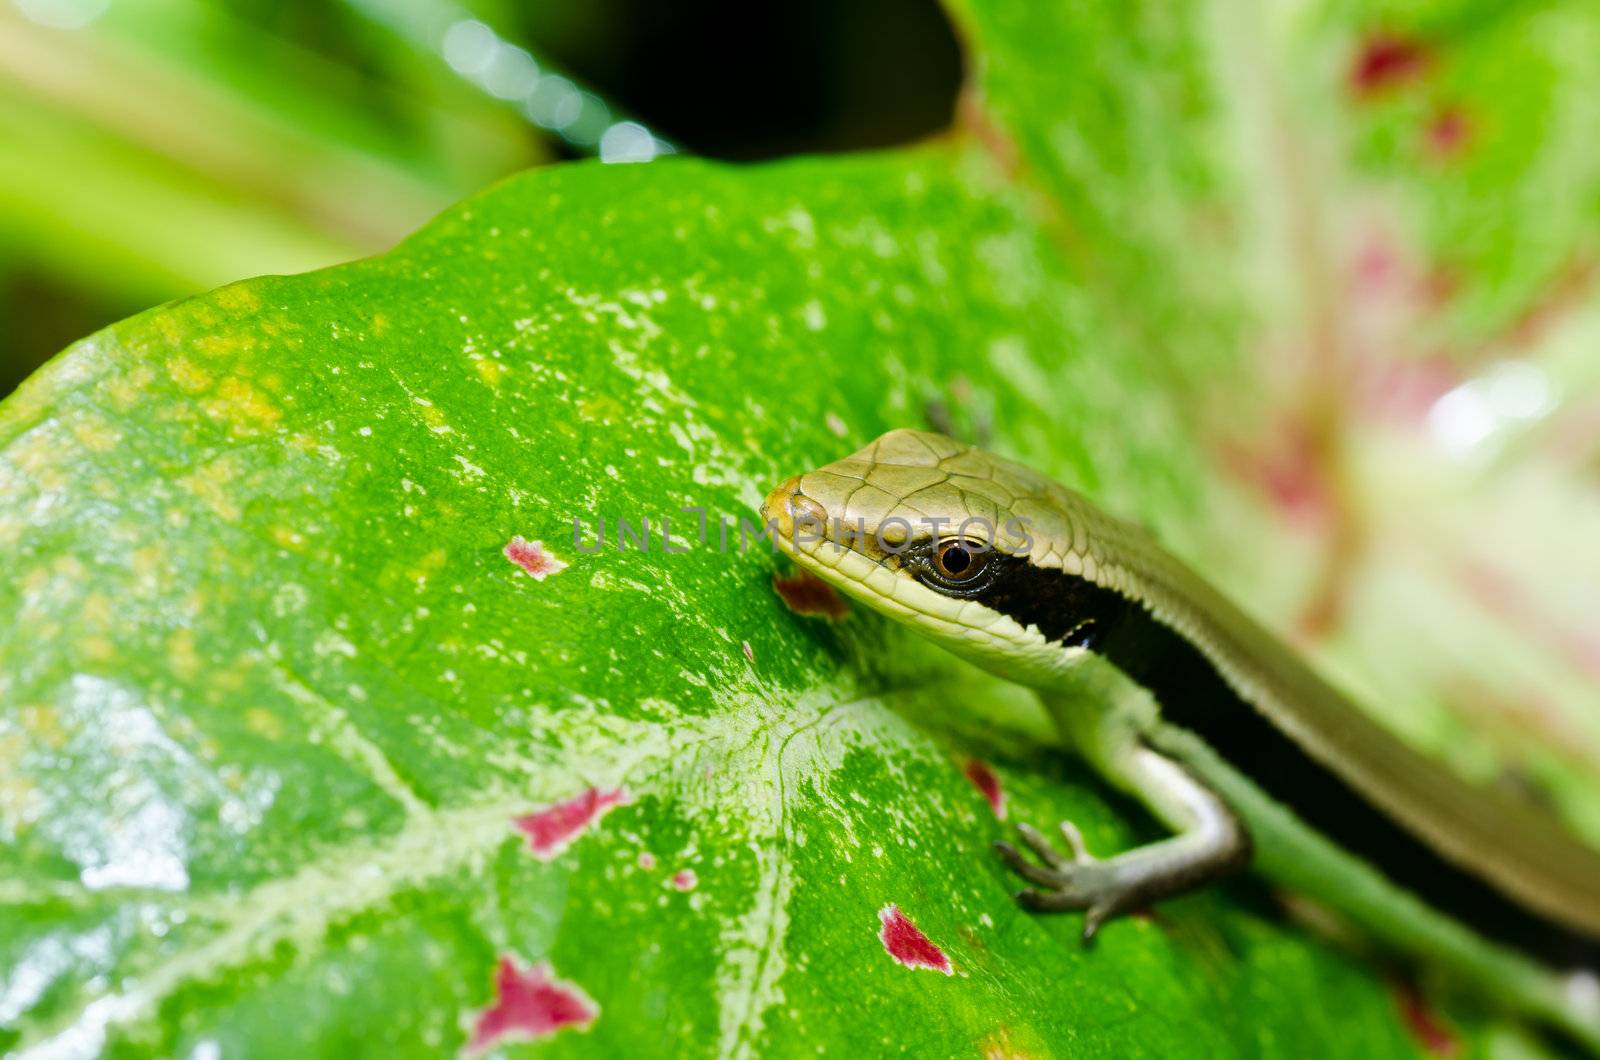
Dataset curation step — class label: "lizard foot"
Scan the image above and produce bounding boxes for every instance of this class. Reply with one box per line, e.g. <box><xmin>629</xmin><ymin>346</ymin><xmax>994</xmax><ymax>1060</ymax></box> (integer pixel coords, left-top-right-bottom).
<box><xmin>994</xmin><ymin>821</ymin><xmax>1131</xmax><ymax>943</ymax></box>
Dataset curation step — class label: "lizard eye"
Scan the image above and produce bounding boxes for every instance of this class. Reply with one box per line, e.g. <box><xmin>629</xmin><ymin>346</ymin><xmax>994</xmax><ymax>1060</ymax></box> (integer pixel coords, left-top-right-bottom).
<box><xmin>932</xmin><ymin>538</ymin><xmax>989</xmax><ymax>583</ymax></box>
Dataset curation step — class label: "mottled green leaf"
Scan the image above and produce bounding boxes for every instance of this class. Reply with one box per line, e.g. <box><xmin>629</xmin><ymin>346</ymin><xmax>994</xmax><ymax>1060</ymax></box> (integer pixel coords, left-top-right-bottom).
<box><xmin>0</xmin><ymin>144</ymin><xmax>1439</xmax><ymax>1057</ymax></box>
<box><xmin>9</xmin><ymin>0</ymin><xmax>1600</xmax><ymax>1057</ymax></box>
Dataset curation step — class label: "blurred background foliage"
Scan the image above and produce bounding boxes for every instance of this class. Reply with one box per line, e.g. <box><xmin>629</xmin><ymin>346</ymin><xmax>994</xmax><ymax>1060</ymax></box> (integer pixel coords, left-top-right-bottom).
<box><xmin>5</xmin><ymin>0</ymin><xmax>1600</xmax><ymax>829</ymax></box>
<box><xmin>0</xmin><ymin>0</ymin><xmax>962</xmax><ymax>396</ymax></box>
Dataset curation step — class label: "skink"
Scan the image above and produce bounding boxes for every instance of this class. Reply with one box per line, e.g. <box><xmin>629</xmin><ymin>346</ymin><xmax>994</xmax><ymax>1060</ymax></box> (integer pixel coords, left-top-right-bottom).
<box><xmin>762</xmin><ymin>428</ymin><xmax>1600</xmax><ymax>1050</ymax></box>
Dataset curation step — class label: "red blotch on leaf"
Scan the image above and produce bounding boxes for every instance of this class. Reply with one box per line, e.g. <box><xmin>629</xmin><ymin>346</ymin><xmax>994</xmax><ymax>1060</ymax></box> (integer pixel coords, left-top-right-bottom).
<box><xmin>1357</xmin><ymin>355</ymin><xmax>1461</xmax><ymax>424</ymax></box>
<box><xmin>1350</xmin><ymin>33</ymin><xmax>1430</xmax><ymax>96</ymax></box>
<box><xmin>878</xmin><ymin>904</ymin><xmax>953</xmax><ymax>975</ymax></box>
<box><xmin>1219</xmin><ymin>417</ymin><xmax>1334</xmax><ymax>529</ymax></box>
<box><xmin>1353</xmin><ymin>233</ymin><xmax>1400</xmax><ymax>294</ymax></box>
<box><xmin>468</xmin><ymin>956</ymin><xmax>596</xmax><ymax>1053</ymax></box>
<box><xmin>503</xmin><ymin>536</ymin><xmax>568</xmax><ymax>580</ymax></box>
<box><xmin>513</xmin><ymin>788</ymin><xmax>628</xmax><ymax>861</ymax></box>
<box><xmin>962</xmin><ymin>759</ymin><xmax>1007</xmax><ymax>820</ymax></box>
<box><xmin>772</xmin><ymin>569</ymin><xmax>849</xmax><ymax>620</ymax></box>
<box><xmin>1393</xmin><ymin>979</ymin><xmax>1458</xmax><ymax>1056</ymax></box>
<box><xmin>670</xmin><ymin>869</ymin><xmax>698</xmax><ymax>891</ymax></box>
<box><xmin>1427</xmin><ymin>106</ymin><xmax>1470</xmax><ymax>157</ymax></box>
<box><xmin>636</xmin><ymin>851</ymin><xmax>656</xmax><ymax>870</ymax></box>
<box><xmin>1418</xmin><ymin>264</ymin><xmax>1460</xmax><ymax>311</ymax></box>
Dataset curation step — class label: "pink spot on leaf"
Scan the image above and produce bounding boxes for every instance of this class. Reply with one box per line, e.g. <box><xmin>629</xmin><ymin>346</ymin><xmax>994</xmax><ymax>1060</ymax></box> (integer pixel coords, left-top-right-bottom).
<box><xmin>670</xmin><ymin>869</ymin><xmax>698</xmax><ymax>891</ymax></box>
<box><xmin>514</xmin><ymin>788</ymin><xmax>628</xmax><ymax>861</ymax></box>
<box><xmin>1393</xmin><ymin>979</ymin><xmax>1458</xmax><ymax>1056</ymax></box>
<box><xmin>1219</xmin><ymin>418</ymin><xmax>1334</xmax><ymax>529</ymax></box>
<box><xmin>503</xmin><ymin>536</ymin><xmax>568</xmax><ymax>581</ymax></box>
<box><xmin>772</xmin><ymin>569</ymin><xmax>849</xmax><ymax>620</ymax></box>
<box><xmin>1353</xmin><ymin>234</ymin><xmax>1400</xmax><ymax>294</ymax></box>
<box><xmin>637</xmin><ymin>851</ymin><xmax>656</xmax><ymax>870</ymax></box>
<box><xmin>1426</xmin><ymin>106</ymin><xmax>1469</xmax><ymax>157</ymax></box>
<box><xmin>1350</xmin><ymin>33</ymin><xmax>1430</xmax><ymax>97</ymax></box>
<box><xmin>962</xmin><ymin>759</ymin><xmax>1006</xmax><ymax>820</ymax></box>
<box><xmin>878</xmin><ymin>904</ymin><xmax>952</xmax><ymax>975</ymax></box>
<box><xmin>468</xmin><ymin>956</ymin><xmax>596</xmax><ymax>1053</ymax></box>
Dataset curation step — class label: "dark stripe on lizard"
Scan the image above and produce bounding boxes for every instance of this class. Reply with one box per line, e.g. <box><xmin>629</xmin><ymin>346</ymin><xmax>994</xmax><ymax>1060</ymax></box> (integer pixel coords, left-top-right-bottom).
<box><xmin>973</xmin><ymin>550</ymin><xmax>1600</xmax><ymax>970</ymax></box>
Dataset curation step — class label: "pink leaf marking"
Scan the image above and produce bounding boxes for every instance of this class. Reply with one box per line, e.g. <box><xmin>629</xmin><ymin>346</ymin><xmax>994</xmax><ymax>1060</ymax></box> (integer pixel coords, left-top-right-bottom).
<box><xmin>1393</xmin><ymin>979</ymin><xmax>1458</xmax><ymax>1056</ymax></box>
<box><xmin>669</xmin><ymin>869</ymin><xmax>698</xmax><ymax>891</ymax></box>
<box><xmin>1219</xmin><ymin>417</ymin><xmax>1334</xmax><ymax>529</ymax></box>
<box><xmin>468</xmin><ymin>956</ymin><xmax>597</xmax><ymax>1053</ymax></box>
<box><xmin>877</xmin><ymin>904</ymin><xmax>952</xmax><ymax>975</ymax></box>
<box><xmin>637</xmin><ymin>851</ymin><xmax>657</xmax><ymax>870</ymax></box>
<box><xmin>771</xmin><ymin>569</ymin><xmax>849</xmax><ymax>620</ymax></box>
<box><xmin>503</xmin><ymin>536</ymin><xmax>568</xmax><ymax>581</ymax></box>
<box><xmin>1350</xmin><ymin>33</ymin><xmax>1430</xmax><ymax>97</ymax></box>
<box><xmin>1426</xmin><ymin>106</ymin><xmax>1469</xmax><ymax>157</ymax></box>
<box><xmin>962</xmin><ymin>758</ymin><xmax>1006</xmax><ymax>820</ymax></box>
<box><xmin>513</xmin><ymin>788</ymin><xmax>628</xmax><ymax>861</ymax></box>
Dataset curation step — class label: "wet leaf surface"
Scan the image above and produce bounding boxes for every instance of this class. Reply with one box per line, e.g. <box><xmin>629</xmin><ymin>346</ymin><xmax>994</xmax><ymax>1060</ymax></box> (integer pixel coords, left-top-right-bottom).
<box><xmin>8</xmin><ymin>1</ymin><xmax>1600</xmax><ymax>1056</ymax></box>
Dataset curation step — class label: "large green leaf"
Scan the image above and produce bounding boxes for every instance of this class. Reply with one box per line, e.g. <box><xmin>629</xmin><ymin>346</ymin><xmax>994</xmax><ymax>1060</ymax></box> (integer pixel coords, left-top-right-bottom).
<box><xmin>7</xmin><ymin>0</ymin><xmax>1600</xmax><ymax>1056</ymax></box>
<box><xmin>0</xmin><ymin>148</ymin><xmax>1274</xmax><ymax>1058</ymax></box>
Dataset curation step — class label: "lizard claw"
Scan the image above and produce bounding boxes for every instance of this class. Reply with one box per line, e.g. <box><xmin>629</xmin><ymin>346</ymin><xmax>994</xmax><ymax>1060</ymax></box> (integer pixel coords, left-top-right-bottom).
<box><xmin>994</xmin><ymin>840</ymin><xmax>1067</xmax><ymax>888</ymax></box>
<box><xmin>997</xmin><ymin>820</ymin><xmax>1130</xmax><ymax>943</ymax></box>
<box><xmin>1017</xmin><ymin>822</ymin><xmax>1070</xmax><ymax>869</ymax></box>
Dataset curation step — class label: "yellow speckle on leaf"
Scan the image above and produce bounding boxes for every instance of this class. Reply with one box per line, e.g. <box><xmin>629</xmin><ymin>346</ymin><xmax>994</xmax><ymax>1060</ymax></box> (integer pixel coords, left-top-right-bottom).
<box><xmin>418</xmin><ymin>403</ymin><xmax>448</xmax><ymax>432</ymax></box>
<box><xmin>409</xmin><ymin>548</ymin><xmax>449</xmax><ymax>589</ymax></box>
<box><xmin>154</xmin><ymin>312</ymin><xmax>185</xmax><ymax>348</ymax></box>
<box><xmin>6</xmin><ymin>428</ymin><xmax>64</xmax><ymax>481</ymax></box>
<box><xmin>213</xmin><ymin>282</ymin><xmax>263</xmax><ymax>314</ymax></box>
<box><xmin>578</xmin><ymin>395</ymin><xmax>626</xmax><ymax>424</ymax></box>
<box><xmin>18</xmin><ymin>704</ymin><xmax>65</xmax><ymax>748</ymax></box>
<box><xmin>0</xmin><ymin>773</ymin><xmax>41</xmax><ymax>830</ymax></box>
<box><xmin>472</xmin><ymin>355</ymin><xmax>508</xmax><ymax>387</ymax></box>
<box><xmin>204</xmin><ymin>377</ymin><xmax>281</xmax><ymax>435</ymax></box>
<box><xmin>82</xmin><ymin>636</ymin><xmax>116</xmax><ymax>662</ymax></box>
<box><xmin>71</xmin><ymin>418</ymin><xmax>122</xmax><ymax>453</ymax></box>
<box><xmin>130</xmin><ymin>544</ymin><xmax>166</xmax><ymax>583</ymax></box>
<box><xmin>246</xmin><ymin>707</ymin><xmax>284</xmax><ymax>740</ymax></box>
<box><xmin>168</xmin><ymin>356</ymin><xmax>213</xmax><ymax>393</ymax></box>
<box><xmin>168</xmin><ymin>628</ymin><xmax>201</xmax><ymax>682</ymax></box>
<box><xmin>19</xmin><ymin>567</ymin><xmax>50</xmax><ymax>604</ymax></box>
<box><xmin>82</xmin><ymin>592</ymin><xmax>112</xmax><ymax>628</ymax></box>
<box><xmin>193</xmin><ymin>332</ymin><xmax>254</xmax><ymax>360</ymax></box>
<box><xmin>177</xmin><ymin>455</ymin><xmax>243</xmax><ymax>521</ymax></box>
<box><xmin>105</xmin><ymin>363</ymin><xmax>155</xmax><ymax>410</ymax></box>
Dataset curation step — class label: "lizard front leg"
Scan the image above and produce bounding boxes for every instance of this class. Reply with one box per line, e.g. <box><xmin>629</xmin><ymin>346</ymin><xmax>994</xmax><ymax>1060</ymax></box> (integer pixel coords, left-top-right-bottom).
<box><xmin>998</xmin><ymin>706</ymin><xmax>1252</xmax><ymax>941</ymax></box>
